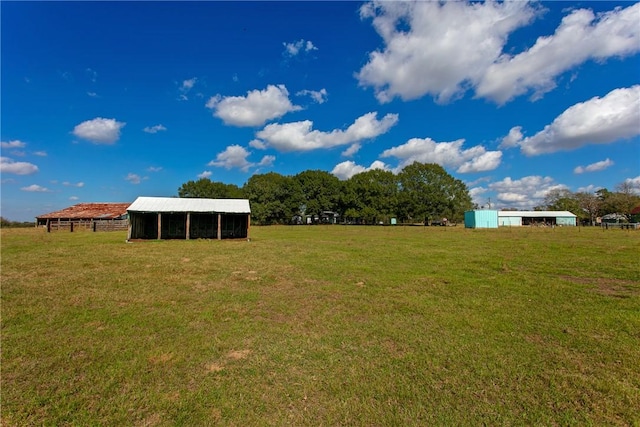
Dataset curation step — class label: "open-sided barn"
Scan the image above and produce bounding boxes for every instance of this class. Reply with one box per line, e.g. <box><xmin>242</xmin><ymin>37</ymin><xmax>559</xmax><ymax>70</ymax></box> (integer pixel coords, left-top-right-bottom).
<box><xmin>127</xmin><ymin>197</ymin><xmax>251</xmax><ymax>241</ymax></box>
<box><xmin>498</xmin><ymin>211</ymin><xmax>576</xmax><ymax>227</ymax></box>
<box><xmin>36</xmin><ymin>203</ymin><xmax>130</xmax><ymax>231</ymax></box>
<box><xmin>465</xmin><ymin>210</ymin><xmax>577</xmax><ymax>228</ymax></box>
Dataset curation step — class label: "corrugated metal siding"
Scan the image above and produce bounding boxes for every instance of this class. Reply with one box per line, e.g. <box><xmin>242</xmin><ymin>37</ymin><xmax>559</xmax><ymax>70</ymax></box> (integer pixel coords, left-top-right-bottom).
<box><xmin>476</xmin><ymin>210</ymin><xmax>498</xmax><ymax>228</ymax></box>
<box><xmin>464</xmin><ymin>210</ymin><xmax>498</xmax><ymax>228</ymax></box>
<box><xmin>464</xmin><ymin>211</ymin><xmax>476</xmax><ymax>228</ymax></box>
<box><xmin>499</xmin><ymin>216</ymin><xmax>521</xmax><ymax>226</ymax></box>
<box><xmin>127</xmin><ymin>197</ymin><xmax>251</xmax><ymax>214</ymax></box>
<box><xmin>497</xmin><ymin>211</ymin><xmax>576</xmax><ymax>218</ymax></box>
<box><xmin>557</xmin><ymin>217</ymin><xmax>576</xmax><ymax>226</ymax></box>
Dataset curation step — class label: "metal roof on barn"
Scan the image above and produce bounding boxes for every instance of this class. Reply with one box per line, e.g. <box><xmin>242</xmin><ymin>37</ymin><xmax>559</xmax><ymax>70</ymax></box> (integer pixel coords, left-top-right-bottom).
<box><xmin>36</xmin><ymin>203</ymin><xmax>131</xmax><ymax>220</ymax></box>
<box><xmin>127</xmin><ymin>197</ymin><xmax>251</xmax><ymax>214</ymax></box>
<box><xmin>498</xmin><ymin>210</ymin><xmax>576</xmax><ymax>218</ymax></box>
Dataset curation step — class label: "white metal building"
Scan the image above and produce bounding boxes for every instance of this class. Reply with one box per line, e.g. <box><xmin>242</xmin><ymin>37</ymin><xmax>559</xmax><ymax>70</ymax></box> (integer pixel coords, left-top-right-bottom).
<box><xmin>127</xmin><ymin>197</ymin><xmax>251</xmax><ymax>240</ymax></box>
<box><xmin>465</xmin><ymin>210</ymin><xmax>577</xmax><ymax>228</ymax></box>
<box><xmin>498</xmin><ymin>211</ymin><xmax>576</xmax><ymax>227</ymax></box>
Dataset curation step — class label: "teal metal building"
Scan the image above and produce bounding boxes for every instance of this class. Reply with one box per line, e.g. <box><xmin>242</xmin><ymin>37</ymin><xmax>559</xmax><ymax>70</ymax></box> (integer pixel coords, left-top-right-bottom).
<box><xmin>464</xmin><ymin>210</ymin><xmax>498</xmax><ymax>228</ymax></box>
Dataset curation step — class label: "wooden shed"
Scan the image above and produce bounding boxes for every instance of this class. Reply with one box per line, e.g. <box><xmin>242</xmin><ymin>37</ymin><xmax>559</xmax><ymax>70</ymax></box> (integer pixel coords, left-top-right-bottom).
<box><xmin>127</xmin><ymin>197</ymin><xmax>251</xmax><ymax>241</ymax></box>
<box><xmin>36</xmin><ymin>203</ymin><xmax>130</xmax><ymax>231</ymax></box>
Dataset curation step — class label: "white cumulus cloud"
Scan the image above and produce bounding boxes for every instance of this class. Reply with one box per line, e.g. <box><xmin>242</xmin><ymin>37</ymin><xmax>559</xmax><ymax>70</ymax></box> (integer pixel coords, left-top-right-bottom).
<box><xmin>283</xmin><ymin>39</ymin><xmax>318</xmax><ymax>57</ymax></box>
<box><xmin>1</xmin><ymin>140</ymin><xmax>27</xmax><ymax>149</ymax></box>
<box><xmin>143</xmin><ymin>124</ymin><xmax>167</xmax><ymax>134</ymax></box>
<box><xmin>207</xmin><ymin>145</ymin><xmax>275</xmax><ymax>172</ymax></box>
<box><xmin>21</xmin><ymin>184</ymin><xmax>50</xmax><ymax>192</ymax></box>
<box><xmin>357</xmin><ymin>0</ymin><xmax>537</xmax><ymax>103</ymax></box>
<box><xmin>0</xmin><ymin>157</ymin><xmax>38</xmax><ymax>175</ymax></box>
<box><xmin>489</xmin><ymin>176</ymin><xmax>567</xmax><ymax>209</ymax></box>
<box><xmin>125</xmin><ymin>173</ymin><xmax>146</xmax><ymax>184</ymax></box>
<box><xmin>624</xmin><ymin>175</ymin><xmax>640</xmax><ymax>195</ymax></box>
<box><xmin>296</xmin><ymin>88</ymin><xmax>328</xmax><ymax>104</ymax></box>
<box><xmin>206</xmin><ymin>84</ymin><xmax>302</xmax><ymax>127</ymax></box>
<box><xmin>380</xmin><ymin>137</ymin><xmax>502</xmax><ymax>173</ymax></box>
<box><xmin>499</xmin><ymin>126</ymin><xmax>524</xmax><ymax>149</ymax></box>
<box><xmin>197</xmin><ymin>171</ymin><xmax>212</xmax><ymax>179</ymax></box>
<box><xmin>576</xmin><ymin>184</ymin><xmax>602</xmax><ymax>194</ymax></box>
<box><xmin>177</xmin><ymin>78</ymin><xmax>197</xmax><ymax>101</ymax></box>
<box><xmin>73</xmin><ymin>118</ymin><xmax>126</xmax><ymax>144</ymax></box>
<box><xmin>252</xmin><ymin>112</ymin><xmax>398</xmax><ymax>152</ymax></box>
<box><xmin>182</xmin><ymin>78</ymin><xmax>197</xmax><ymax>91</ymax></box>
<box><xmin>331</xmin><ymin>160</ymin><xmax>389</xmax><ymax>180</ymax></box>
<box><xmin>514</xmin><ymin>85</ymin><xmax>640</xmax><ymax>155</ymax></box>
<box><xmin>357</xmin><ymin>1</ymin><xmax>639</xmax><ymax>105</ymax></box>
<box><xmin>574</xmin><ymin>158</ymin><xmax>614</xmax><ymax>174</ymax></box>
<box><xmin>208</xmin><ymin>145</ymin><xmax>252</xmax><ymax>171</ymax></box>
<box><xmin>624</xmin><ymin>176</ymin><xmax>640</xmax><ymax>194</ymax></box>
<box><xmin>342</xmin><ymin>143</ymin><xmax>362</xmax><ymax>157</ymax></box>
<box><xmin>257</xmin><ymin>155</ymin><xmax>276</xmax><ymax>168</ymax></box>
<box><xmin>476</xmin><ymin>3</ymin><xmax>640</xmax><ymax>104</ymax></box>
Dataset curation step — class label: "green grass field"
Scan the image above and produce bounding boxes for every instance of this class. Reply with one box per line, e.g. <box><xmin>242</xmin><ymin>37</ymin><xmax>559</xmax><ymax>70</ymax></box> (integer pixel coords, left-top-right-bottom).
<box><xmin>2</xmin><ymin>226</ymin><xmax>639</xmax><ymax>426</ymax></box>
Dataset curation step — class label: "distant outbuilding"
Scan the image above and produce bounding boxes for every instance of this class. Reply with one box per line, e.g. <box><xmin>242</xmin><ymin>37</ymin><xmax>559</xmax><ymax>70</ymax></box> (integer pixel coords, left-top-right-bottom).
<box><xmin>465</xmin><ymin>210</ymin><xmax>577</xmax><ymax>228</ymax></box>
<box><xmin>464</xmin><ymin>210</ymin><xmax>498</xmax><ymax>228</ymax></box>
<box><xmin>631</xmin><ymin>205</ymin><xmax>640</xmax><ymax>223</ymax></box>
<box><xmin>36</xmin><ymin>203</ymin><xmax>130</xmax><ymax>231</ymax></box>
<box><xmin>127</xmin><ymin>197</ymin><xmax>251</xmax><ymax>241</ymax></box>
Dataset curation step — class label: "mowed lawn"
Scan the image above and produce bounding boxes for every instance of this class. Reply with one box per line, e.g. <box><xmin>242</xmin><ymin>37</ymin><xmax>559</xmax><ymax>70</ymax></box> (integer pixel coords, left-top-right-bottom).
<box><xmin>1</xmin><ymin>225</ymin><xmax>639</xmax><ymax>426</ymax></box>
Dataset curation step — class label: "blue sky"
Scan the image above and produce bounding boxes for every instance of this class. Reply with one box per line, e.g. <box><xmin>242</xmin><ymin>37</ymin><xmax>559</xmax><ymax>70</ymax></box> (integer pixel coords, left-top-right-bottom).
<box><xmin>2</xmin><ymin>1</ymin><xmax>639</xmax><ymax>221</ymax></box>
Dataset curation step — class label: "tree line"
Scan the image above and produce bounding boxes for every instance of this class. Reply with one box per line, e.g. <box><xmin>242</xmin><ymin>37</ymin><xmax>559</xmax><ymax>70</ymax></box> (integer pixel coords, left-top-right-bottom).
<box><xmin>0</xmin><ymin>217</ymin><xmax>35</xmax><ymax>228</ymax></box>
<box><xmin>536</xmin><ymin>183</ymin><xmax>640</xmax><ymax>225</ymax></box>
<box><xmin>178</xmin><ymin>162</ymin><xmax>474</xmax><ymax>225</ymax></box>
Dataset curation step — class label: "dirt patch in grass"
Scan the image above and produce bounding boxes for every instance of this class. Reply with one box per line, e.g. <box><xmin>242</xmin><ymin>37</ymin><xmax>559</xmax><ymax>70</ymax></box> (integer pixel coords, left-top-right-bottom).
<box><xmin>227</xmin><ymin>349</ymin><xmax>251</xmax><ymax>360</ymax></box>
<box><xmin>560</xmin><ymin>275</ymin><xmax>639</xmax><ymax>298</ymax></box>
<box><xmin>206</xmin><ymin>362</ymin><xmax>225</xmax><ymax>373</ymax></box>
<box><xmin>148</xmin><ymin>353</ymin><xmax>174</xmax><ymax>365</ymax></box>
<box><xmin>205</xmin><ymin>350</ymin><xmax>251</xmax><ymax>374</ymax></box>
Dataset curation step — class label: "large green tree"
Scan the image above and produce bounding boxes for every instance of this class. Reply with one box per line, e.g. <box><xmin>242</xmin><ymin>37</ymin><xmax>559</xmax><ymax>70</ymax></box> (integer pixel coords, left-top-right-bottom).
<box><xmin>397</xmin><ymin>162</ymin><xmax>472</xmax><ymax>223</ymax></box>
<box><xmin>294</xmin><ymin>170</ymin><xmax>341</xmax><ymax>217</ymax></box>
<box><xmin>539</xmin><ymin>189</ymin><xmax>581</xmax><ymax>214</ymax></box>
<box><xmin>243</xmin><ymin>172</ymin><xmax>304</xmax><ymax>225</ymax></box>
<box><xmin>178</xmin><ymin>178</ymin><xmax>243</xmax><ymax>199</ymax></box>
<box><xmin>342</xmin><ymin>169</ymin><xmax>399</xmax><ymax>224</ymax></box>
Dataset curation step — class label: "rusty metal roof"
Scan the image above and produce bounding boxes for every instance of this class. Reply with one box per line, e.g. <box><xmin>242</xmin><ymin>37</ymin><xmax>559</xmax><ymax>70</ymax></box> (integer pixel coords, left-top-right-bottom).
<box><xmin>36</xmin><ymin>203</ymin><xmax>131</xmax><ymax>220</ymax></box>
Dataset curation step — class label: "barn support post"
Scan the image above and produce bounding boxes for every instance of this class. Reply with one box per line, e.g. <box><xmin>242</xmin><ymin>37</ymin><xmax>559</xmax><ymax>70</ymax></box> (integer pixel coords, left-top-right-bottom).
<box><xmin>127</xmin><ymin>217</ymin><xmax>132</xmax><ymax>240</ymax></box>
<box><xmin>70</xmin><ymin>222</ymin><xmax>74</xmax><ymax>232</ymax></box>
<box><xmin>157</xmin><ymin>213</ymin><xmax>162</xmax><ymax>240</ymax></box>
<box><xmin>217</xmin><ymin>213</ymin><xmax>222</xmax><ymax>240</ymax></box>
<box><xmin>186</xmin><ymin>212</ymin><xmax>190</xmax><ymax>240</ymax></box>
<box><xmin>47</xmin><ymin>219</ymin><xmax>51</xmax><ymax>233</ymax></box>
<box><xmin>247</xmin><ymin>214</ymin><xmax>251</xmax><ymax>241</ymax></box>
